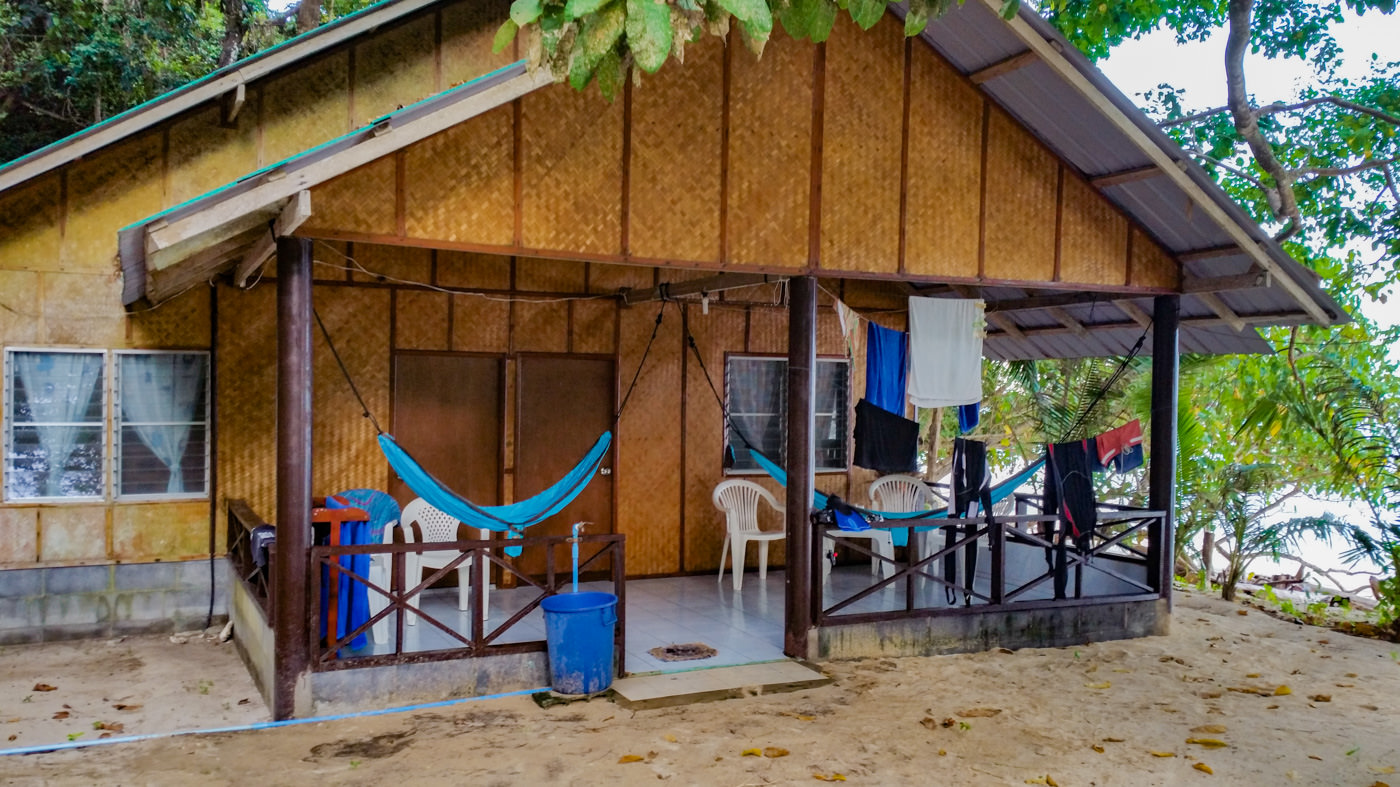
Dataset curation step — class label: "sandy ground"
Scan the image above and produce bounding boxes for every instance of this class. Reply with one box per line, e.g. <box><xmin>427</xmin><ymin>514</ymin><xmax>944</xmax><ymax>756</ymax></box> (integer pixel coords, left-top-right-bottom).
<box><xmin>3</xmin><ymin>587</ymin><xmax>1399</xmax><ymax>786</ymax></box>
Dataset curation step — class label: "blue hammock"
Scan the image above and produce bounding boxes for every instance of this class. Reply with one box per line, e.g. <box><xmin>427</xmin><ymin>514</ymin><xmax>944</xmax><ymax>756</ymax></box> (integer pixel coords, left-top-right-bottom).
<box><xmin>378</xmin><ymin>432</ymin><xmax>613</xmax><ymax>557</ymax></box>
<box><xmin>750</xmin><ymin>450</ymin><xmax>1045</xmax><ymax>547</ymax></box>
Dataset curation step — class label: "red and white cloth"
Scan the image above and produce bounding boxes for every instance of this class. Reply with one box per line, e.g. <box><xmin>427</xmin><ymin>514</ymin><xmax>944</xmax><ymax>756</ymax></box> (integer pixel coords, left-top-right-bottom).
<box><xmin>1095</xmin><ymin>419</ymin><xmax>1143</xmax><ymax>467</ymax></box>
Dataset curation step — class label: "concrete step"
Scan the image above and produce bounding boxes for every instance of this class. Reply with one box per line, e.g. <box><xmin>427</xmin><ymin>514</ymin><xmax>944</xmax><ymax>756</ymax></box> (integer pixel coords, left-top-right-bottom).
<box><xmin>611</xmin><ymin>659</ymin><xmax>831</xmax><ymax>710</ymax></box>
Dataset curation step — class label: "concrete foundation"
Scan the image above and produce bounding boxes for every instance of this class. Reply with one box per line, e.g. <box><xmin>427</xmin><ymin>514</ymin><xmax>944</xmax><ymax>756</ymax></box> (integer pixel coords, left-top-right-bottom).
<box><xmin>228</xmin><ymin>561</ymin><xmax>276</xmax><ymax>712</ymax></box>
<box><xmin>0</xmin><ymin>559</ymin><xmax>228</xmax><ymax>645</ymax></box>
<box><xmin>814</xmin><ymin>597</ymin><xmax>1170</xmax><ymax>660</ymax></box>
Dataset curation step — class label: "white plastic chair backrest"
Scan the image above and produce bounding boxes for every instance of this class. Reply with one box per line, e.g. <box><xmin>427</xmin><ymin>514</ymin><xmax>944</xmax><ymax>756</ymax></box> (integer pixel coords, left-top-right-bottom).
<box><xmin>399</xmin><ymin>497</ymin><xmax>464</xmax><ymax>543</ymax></box>
<box><xmin>712</xmin><ymin>480</ymin><xmax>784</xmax><ymax>535</ymax></box>
<box><xmin>869</xmin><ymin>475</ymin><xmax>938</xmax><ymax>514</ymax></box>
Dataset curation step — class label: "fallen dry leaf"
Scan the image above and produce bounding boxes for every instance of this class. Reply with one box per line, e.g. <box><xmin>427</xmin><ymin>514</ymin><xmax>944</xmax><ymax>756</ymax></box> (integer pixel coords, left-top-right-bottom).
<box><xmin>956</xmin><ymin>708</ymin><xmax>1002</xmax><ymax>718</ymax></box>
<box><xmin>1309</xmin><ymin>694</ymin><xmax>1332</xmax><ymax>702</ymax></box>
<box><xmin>237</xmin><ymin>698</ymin><xmax>251</xmax><ymax>706</ymax></box>
<box><xmin>995</xmin><ymin>648</ymin><xmax>1014</xmax><ymax>654</ymax></box>
<box><xmin>812</xmin><ymin>774</ymin><xmax>847</xmax><ymax>782</ymax></box>
<box><xmin>763</xmin><ymin>747</ymin><xmax>789</xmax><ymax>758</ymax></box>
<box><xmin>1200</xmin><ymin>690</ymin><xmax>1223</xmax><ymax>699</ymax></box>
<box><xmin>1237</xmin><ymin>610</ymin><xmax>1248</xmax><ymax>616</ymax></box>
<box><xmin>93</xmin><ymin>722</ymin><xmax>124</xmax><ymax>733</ymax></box>
<box><xmin>742</xmin><ymin>748</ymin><xmax>762</xmax><ymax>757</ymax></box>
<box><xmin>32</xmin><ymin>684</ymin><xmax>56</xmax><ymax>692</ymax></box>
<box><xmin>1336</xmin><ymin>683</ymin><xmax>1356</xmax><ymax>688</ymax></box>
<box><xmin>1186</xmin><ymin>738</ymin><xmax>1229</xmax><ymax>749</ymax></box>
<box><xmin>51</xmin><ymin>711</ymin><xmax>69</xmax><ymax>720</ymax></box>
<box><xmin>7</xmin><ymin>734</ymin><xmax>16</xmax><ymax>742</ymax></box>
<box><xmin>1150</xmin><ymin>751</ymin><xmax>1177</xmax><ymax>758</ymax></box>
<box><xmin>1246</xmin><ymin>673</ymin><xmax>1261</xmax><ymax>678</ymax></box>
<box><xmin>1103</xmin><ymin>737</ymin><xmax>1126</xmax><ymax>743</ymax></box>
<box><xmin>1085</xmin><ymin>681</ymin><xmax>1112</xmax><ymax>690</ymax></box>
<box><xmin>617</xmin><ymin>754</ymin><xmax>644</xmax><ymax>764</ymax></box>
<box><xmin>1369</xmin><ymin>766</ymin><xmax>1397</xmax><ymax>775</ymax></box>
<box><xmin>1194</xmin><ymin>762</ymin><xmax>1214</xmax><ymax>774</ymax></box>
<box><xmin>663</xmin><ymin>734</ymin><xmax>677</xmax><ymax>743</ymax></box>
<box><xmin>1091</xmin><ymin>744</ymin><xmax>1105</xmax><ymax>753</ymax></box>
<box><xmin>112</xmin><ymin>703</ymin><xmax>142</xmax><ymax>711</ymax></box>
<box><xmin>780</xmin><ymin>712</ymin><xmax>815</xmax><ymax>722</ymax></box>
<box><xmin>919</xmin><ymin>717</ymin><xmax>938</xmax><ymax>730</ymax></box>
<box><xmin>1274</xmin><ymin>685</ymin><xmax>1293</xmax><ymax>696</ymax></box>
<box><xmin>1191</xmin><ymin>724</ymin><xmax>1228</xmax><ymax>734</ymax></box>
<box><xmin>938</xmin><ymin>749</ymin><xmax>947</xmax><ymax>756</ymax></box>
<box><xmin>1308</xmin><ymin>755</ymin><xmax>1323</xmax><ymax>761</ymax></box>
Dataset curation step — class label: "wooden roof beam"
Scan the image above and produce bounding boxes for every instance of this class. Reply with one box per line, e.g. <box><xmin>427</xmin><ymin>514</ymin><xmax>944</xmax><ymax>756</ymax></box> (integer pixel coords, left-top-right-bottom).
<box><xmin>222</xmin><ymin>82</ymin><xmax>246</xmax><ymax>127</ymax></box>
<box><xmin>1089</xmin><ymin>165</ymin><xmax>1161</xmax><ymax>188</ymax></box>
<box><xmin>1182</xmin><ymin>267</ymin><xmax>1269</xmax><ymax>294</ymax></box>
<box><xmin>969</xmin><ymin>50</ymin><xmax>1040</xmax><ymax>84</ymax></box>
<box><xmin>1178</xmin><ymin>244</ymin><xmax>1243</xmax><ymax>262</ymax></box>
<box><xmin>620</xmin><ymin>272</ymin><xmax>784</xmax><ymax>306</ymax></box>
<box><xmin>1115</xmin><ymin>300</ymin><xmax>1152</xmax><ymax>328</ymax></box>
<box><xmin>1196</xmin><ymin>292</ymin><xmax>1248</xmax><ymax>332</ymax></box>
<box><xmin>234</xmin><ymin>190</ymin><xmax>312</xmax><ymax>288</ymax></box>
<box><xmin>985</xmin><ymin>312</ymin><xmax>1026</xmax><ymax>341</ymax></box>
<box><xmin>1047</xmin><ymin>306</ymin><xmax>1090</xmax><ymax>338</ymax></box>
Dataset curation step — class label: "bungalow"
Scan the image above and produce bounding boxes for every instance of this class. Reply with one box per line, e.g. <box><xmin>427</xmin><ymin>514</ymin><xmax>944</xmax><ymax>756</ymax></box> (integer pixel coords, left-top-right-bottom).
<box><xmin>0</xmin><ymin>0</ymin><xmax>1344</xmax><ymax>719</ymax></box>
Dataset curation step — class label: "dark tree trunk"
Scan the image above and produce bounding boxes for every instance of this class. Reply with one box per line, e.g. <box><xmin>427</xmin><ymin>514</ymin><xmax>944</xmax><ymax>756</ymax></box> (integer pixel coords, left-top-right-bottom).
<box><xmin>296</xmin><ymin>0</ymin><xmax>321</xmax><ymax>34</ymax></box>
<box><xmin>218</xmin><ymin>0</ymin><xmax>245</xmax><ymax>68</ymax></box>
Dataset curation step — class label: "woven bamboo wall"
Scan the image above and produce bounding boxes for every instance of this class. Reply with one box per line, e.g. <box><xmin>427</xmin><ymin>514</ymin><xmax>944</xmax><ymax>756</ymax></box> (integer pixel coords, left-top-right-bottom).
<box><xmin>441</xmin><ymin>0</ymin><xmax>516</xmax><ymax>88</ymax></box>
<box><xmin>1059</xmin><ymin>171</ymin><xmax>1129</xmax><ymax>285</ymax></box>
<box><xmin>261</xmin><ymin>53</ymin><xmax>353</xmax><ymax>165</ymax></box>
<box><xmin>1130</xmin><ymin>228</ymin><xmax>1180</xmax><ymax>290</ymax></box>
<box><xmin>983</xmin><ymin>110</ymin><xmax>1057</xmax><ymax>282</ymax></box>
<box><xmin>301</xmin><ymin>159</ymin><xmax>398</xmax><ymax>238</ymax></box>
<box><xmin>353</xmin><ymin>14</ymin><xmax>437</xmax><ymax>126</ymax></box>
<box><xmin>905</xmin><ymin>43</ymin><xmax>982</xmax><ymax>279</ymax></box>
<box><xmin>521</xmin><ymin>84</ymin><xmax>625</xmax><ymax>256</ymax></box>
<box><xmin>628</xmin><ymin>35</ymin><xmax>725</xmax><ymax>263</ymax></box>
<box><xmin>821</xmin><ymin>16</ymin><xmax>904</xmax><ymax>274</ymax></box>
<box><xmin>167</xmin><ymin>106</ymin><xmax>259</xmax><ymax>207</ymax></box>
<box><xmin>403</xmin><ymin>111</ymin><xmax>516</xmax><ymax>246</ymax></box>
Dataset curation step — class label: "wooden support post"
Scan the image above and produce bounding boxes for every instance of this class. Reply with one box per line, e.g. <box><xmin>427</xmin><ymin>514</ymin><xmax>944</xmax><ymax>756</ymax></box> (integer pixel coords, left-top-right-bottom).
<box><xmin>784</xmin><ymin>275</ymin><xmax>817</xmax><ymax>659</ymax></box>
<box><xmin>273</xmin><ymin>237</ymin><xmax>313</xmax><ymax>720</ymax></box>
<box><xmin>1148</xmin><ymin>295</ymin><xmax>1179</xmax><ymax>605</ymax></box>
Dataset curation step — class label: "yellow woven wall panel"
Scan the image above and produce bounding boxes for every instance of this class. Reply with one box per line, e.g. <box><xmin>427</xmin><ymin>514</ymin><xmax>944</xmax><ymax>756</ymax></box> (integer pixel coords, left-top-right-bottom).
<box><xmin>571</xmin><ymin>299</ymin><xmax>617</xmax><ymax>355</ymax></box>
<box><xmin>728</xmin><ymin>31</ymin><xmax>813</xmax><ymax>268</ymax></box>
<box><xmin>0</xmin><ymin>175</ymin><xmax>60</xmax><ymax>272</ymax></box>
<box><xmin>628</xmin><ymin>35</ymin><xmax>724</xmax><ymax>263</ymax></box>
<box><xmin>821</xmin><ymin>16</ymin><xmax>904</xmax><ymax>274</ymax></box>
<box><xmin>516</xmin><ymin>257</ymin><xmax>586</xmax><ymax>293</ymax></box>
<box><xmin>0</xmin><ymin>509</ymin><xmax>39</xmax><ymax>566</ymax></box>
<box><xmin>311</xmin><ymin>240</ymin><xmax>351</xmax><ymax>281</ymax></box>
<box><xmin>351</xmin><ymin>243</ymin><xmax>432</xmax><ymax>284</ymax></box>
<box><xmin>352</xmin><ymin>14</ymin><xmax>437</xmax><ymax>126</ymax></box>
<box><xmin>817</xmin><ymin>308</ymin><xmax>844</xmax><ymax>356</ymax></box>
<box><xmin>39</xmin><ymin>506</ymin><xmax>108</xmax><ymax>562</ymax></box>
<box><xmin>63</xmin><ymin>136</ymin><xmax>163</xmax><ymax>275</ymax></box>
<box><xmin>983</xmin><ymin>111</ymin><xmax>1057</xmax><ymax>282</ymax></box>
<box><xmin>217</xmin><ymin>285</ymin><xmax>278</xmax><ymax>520</ymax></box>
<box><xmin>261</xmin><ymin>52</ymin><xmax>350</xmax><ymax>165</ymax></box>
<box><xmin>127</xmin><ymin>286</ymin><xmax>212</xmax><ymax>349</ymax></box>
<box><xmin>588</xmin><ymin>262</ymin><xmax>653</xmax><ymax>293</ymax></box>
<box><xmin>1060</xmin><ymin>173</ymin><xmax>1129</xmax><ymax>285</ymax></box>
<box><xmin>441</xmin><ymin>0</ymin><xmax>515</xmax><ymax>87</ymax></box>
<box><xmin>41</xmin><ymin>272</ymin><xmax>126</xmax><ymax>347</ymax></box>
<box><xmin>682</xmin><ymin>304</ymin><xmax>745</xmax><ymax>572</ymax></box>
<box><xmin>450</xmin><ymin>294</ymin><xmax>510</xmax><ymax>352</ymax></box>
<box><xmin>167</xmin><ymin>106</ymin><xmax>258</xmax><ymax>207</ymax></box>
<box><xmin>403</xmin><ymin>109</ymin><xmax>515</xmax><ymax>246</ymax></box>
<box><xmin>839</xmin><ymin>278</ymin><xmax>906</xmax><ymax>311</ymax></box>
<box><xmin>313</xmin><ymin>287</ymin><xmax>391</xmax><ymax>494</ymax></box>
<box><xmin>395</xmin><ymin>290</ymin><xmax>450</xmax><ymax>350</ymax></box>
<box><xmin>1130</xmin><ymin>229</ymin><xmax>1179</xmax><ymax>289</ymax></box>
<box><xmin>746</xmin><ymin>307</ymin><xmax>788</xmax><ymax>354</ymax></box>
<box><xmin>521</xmin><ymin>84</ymin><xmax>623</xmax><ymax>256</ymax></box>
<box><xmin>615</xmin><ymin>304</ymin><xmax>683</xmax><ymax>574</ymax></box>
<box><xmin>0</xmin><ymin>271</ymin><xmax>41</xmax><ymax>345</ymax></box>
<box><xmin>112</xmin><ymin>502</ymin><xmax>210</xmax><ymax>562</ymax></box>
<box><xmin>303</xmin><ymin>158</ymin><xmax>398</xmax><ymax>237</ymax></box>
<box><xmin>905</xmin><ymin>44</ymin><xmax>982</xmax><ymax>279</ymax></box>
<box><xmin>438</xmin><ymin>250</ymin><xmax>512</xmax><ymax>289</ymax></box>
<box><xmin>511</xmin><ymin>300</ymin><xmax>568</xmax><ymax>353</ymax></box>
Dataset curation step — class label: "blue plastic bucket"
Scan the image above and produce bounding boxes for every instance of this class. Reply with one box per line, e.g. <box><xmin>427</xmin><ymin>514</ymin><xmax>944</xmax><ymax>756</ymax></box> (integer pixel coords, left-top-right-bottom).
<box><xmin>540</xmin><ymin>591</ymin><xmax>619</xmax><ymax>695</ymax></box>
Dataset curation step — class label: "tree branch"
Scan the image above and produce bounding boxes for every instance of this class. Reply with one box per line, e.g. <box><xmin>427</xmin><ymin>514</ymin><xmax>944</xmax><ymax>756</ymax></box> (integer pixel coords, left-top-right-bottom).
<box><xmin>1181</xmin><ymin>148</ymin><xmax>1267</xmax><ymax>190</ymax></box>
<box><xmin>1292</xmin><ymin>156</ymin><xmax>1400</xmax><ymax>182</ymax></box>
<box><xmin>1159</xmin><ymin>96</ymin><xmax>1400</xmax><ymax>130</ymax></box>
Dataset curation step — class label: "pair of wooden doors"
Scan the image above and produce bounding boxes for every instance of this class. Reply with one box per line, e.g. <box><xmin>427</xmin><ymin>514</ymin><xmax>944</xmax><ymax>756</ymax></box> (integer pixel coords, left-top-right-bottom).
<box><xmin>390</xmin><ymin>354</ymin><xmax>614</xmax><ymax>576</ymax></box>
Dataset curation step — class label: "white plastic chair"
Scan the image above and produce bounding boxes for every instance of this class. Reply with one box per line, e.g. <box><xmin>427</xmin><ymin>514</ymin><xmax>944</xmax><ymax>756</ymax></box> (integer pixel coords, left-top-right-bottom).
<box><xmin>712</xmin><ymin>480</ymin><xmax>787</xmax><ymax>590</ymax></box>
<box><xmin>860</xmin><ymin>474</ymin><xmax>943</xmax><ymax>578</ymax></box>
<box><xmin>400</xmin><ymin>497</ymin><xmax>491</xmax><ymax>624</ymax></box>
<box><xmin>369</xmin><ymin>521</ymin><xmax>398</xmax><ymax>642</ymax></box>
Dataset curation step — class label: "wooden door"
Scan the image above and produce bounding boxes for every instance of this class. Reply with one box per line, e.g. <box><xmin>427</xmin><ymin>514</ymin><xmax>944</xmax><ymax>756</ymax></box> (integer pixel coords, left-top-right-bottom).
<box><xmin>390</xmin><ymin>354</ymin><xmax>502</xmax><ymax>512</ymax></box>
<box><xmin>515</xmin><ymin>356</ymin><xmax>615</xmax><ymax>577</ymax></box>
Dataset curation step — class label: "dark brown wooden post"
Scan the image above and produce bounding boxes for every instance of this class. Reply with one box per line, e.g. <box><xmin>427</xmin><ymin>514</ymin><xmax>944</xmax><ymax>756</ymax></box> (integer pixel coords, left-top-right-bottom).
<box><xmin>273</xmin><ymin>237</ymin><xmax>313</xmax><ymax>720</ymax></box>
<box><xmin>784</xmin><ymin>276</ymin><xmax>816</xmax><ymax>659</ymax></box>
<box><xmin>1148</xmin><ymin>294</ymin><xmax>1179</xmax><ymax>603</ymax></box>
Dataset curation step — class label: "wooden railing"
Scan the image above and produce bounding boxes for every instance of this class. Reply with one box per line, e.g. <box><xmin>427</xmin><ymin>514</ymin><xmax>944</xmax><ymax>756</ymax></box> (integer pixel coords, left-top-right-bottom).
<box><xmin>815</xmin><ymin>507</ymin><xmax>1165</xmax><ymax>625</ymax></box>
<box><xmin>308</xmin><ymin>533</ymin><xmax>626</xmax><ymax>672</ymax></box>
<box><xmin>226</xmin><ymin>499</ymin><xmax>274</xmax><ymax>619</ymax></box>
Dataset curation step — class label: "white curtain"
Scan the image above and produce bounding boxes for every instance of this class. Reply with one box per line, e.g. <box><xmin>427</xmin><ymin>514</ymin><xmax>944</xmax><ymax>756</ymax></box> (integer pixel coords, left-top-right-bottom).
<box><xmin>14</xmin><ymin>352</ymin><xmax>103</xmax><ymax>497</ymax></box>
<box><xmin>729</xmin><ymin>358</ymin><xmax>786</xmax><ymax>466</ymax></box>
<box><xmin>121</xmin><ymin>354</ymin><xmax>205</xmax><ymax>493</ymax></box>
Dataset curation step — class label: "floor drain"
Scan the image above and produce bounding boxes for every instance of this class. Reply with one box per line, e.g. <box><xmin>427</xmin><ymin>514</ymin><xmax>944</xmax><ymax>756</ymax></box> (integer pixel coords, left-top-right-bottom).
<box><xmin>649</xmin><ymin>642</ymin><xmax>718</xmax><ymax>662</ymax></box>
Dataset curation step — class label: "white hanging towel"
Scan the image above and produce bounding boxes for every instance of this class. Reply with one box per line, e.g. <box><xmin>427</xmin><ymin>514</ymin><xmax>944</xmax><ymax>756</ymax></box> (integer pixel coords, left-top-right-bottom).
<box><xmin>907</xmin><ymin>296</ymin><xmax>985</xmax><ymax>408</ymax></box>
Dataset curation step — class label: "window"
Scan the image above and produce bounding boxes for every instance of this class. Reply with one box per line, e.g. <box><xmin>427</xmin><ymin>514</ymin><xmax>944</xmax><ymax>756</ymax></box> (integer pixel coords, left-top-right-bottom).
<box><xmin>724</xmin><ymin>355</ymin><xmax>849</xmax><ymax>473</ymax></box>
<box><xmin>2</xmin><ymin>349</ymin><xmax>211</xmax><ymax>502</ymax></box>
<box><xmin>115</xmin><ymin>352</ymin><xmax>210</xmax><ymax>498</ymax></box>
<box><xmin>4</xmin><ymin>350</ymin><xmax>107</xmax><ymax>501</ymax></box>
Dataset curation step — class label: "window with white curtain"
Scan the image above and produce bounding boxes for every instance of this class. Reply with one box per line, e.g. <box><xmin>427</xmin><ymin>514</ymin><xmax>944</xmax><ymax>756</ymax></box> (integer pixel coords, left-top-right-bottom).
<box><xmin>4</xmin><ymin>349</ymin><xmax>107</xmax><ymax>501</ymax></box>
<box><xmin>116</xmin><ymin>352</ymin><xmax>210</xmax><ymax>498</ymax></box>
<box><xmin>724</xmin><ymin>355</ymin><xmax>849</xmax><ymax>474</ymax></box>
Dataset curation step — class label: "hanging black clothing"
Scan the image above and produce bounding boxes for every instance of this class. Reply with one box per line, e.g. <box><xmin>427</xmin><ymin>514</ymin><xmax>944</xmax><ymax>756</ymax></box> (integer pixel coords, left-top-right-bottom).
<box><xmin>945</xmin><ymin>438</ymin><xmax>993</xmax><ymax>604</ymax></box>
<box><xmin>853</xmin><ymin>398</ymin><xmax>919</xmax><ymax>474</ymax></box>
<box><xmin>1045</xmin><ymin>439</ymin><xmax>1098</xmax><ymax>599</ymax></box>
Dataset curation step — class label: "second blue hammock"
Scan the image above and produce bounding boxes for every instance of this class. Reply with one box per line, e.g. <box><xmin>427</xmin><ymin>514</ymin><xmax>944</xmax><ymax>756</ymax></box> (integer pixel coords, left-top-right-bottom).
<box><xmin>750</xmin><ymin>450</ymin><xmax>1045</xmax><ymax>548</ymax></box>
<box><xmin>378</xmin><ymin>432</ymin><xmax>613</xmax><ymax>557</ymax></box>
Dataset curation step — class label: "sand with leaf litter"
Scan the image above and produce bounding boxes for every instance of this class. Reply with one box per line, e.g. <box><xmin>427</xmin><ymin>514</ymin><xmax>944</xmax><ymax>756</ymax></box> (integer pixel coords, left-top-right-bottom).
<box><xmin>3</xmin><ymin>587</ymin><xmax>1398</xmax><ymax>785</ymax></box>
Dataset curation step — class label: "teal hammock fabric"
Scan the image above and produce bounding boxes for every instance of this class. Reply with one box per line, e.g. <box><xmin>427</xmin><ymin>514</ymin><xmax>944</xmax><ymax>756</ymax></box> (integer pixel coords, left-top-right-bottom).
<box><xmin>378</xmin><ymin>432</ymin><xmax>613</xmax><ymax>557</ymax></box>
<box><xmin>749</xmin><ymin>450</ymin><xmax>1045</xmax><ymax>547</ymax></box>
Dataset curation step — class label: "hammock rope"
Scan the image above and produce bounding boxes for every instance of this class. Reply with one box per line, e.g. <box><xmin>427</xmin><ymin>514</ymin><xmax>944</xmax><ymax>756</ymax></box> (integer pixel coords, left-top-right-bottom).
<box><xmin>313</xmin><ymin>300</ymin><xmax>670</xmax><ymax>554</ymax></box>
